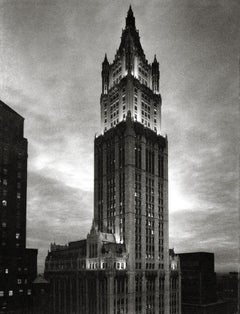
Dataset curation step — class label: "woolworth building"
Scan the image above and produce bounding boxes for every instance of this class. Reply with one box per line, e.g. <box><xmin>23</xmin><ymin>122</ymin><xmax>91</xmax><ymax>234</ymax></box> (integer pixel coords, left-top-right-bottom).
<box><xmin>45</xmin><ymin>6</ymin><xmax>181</xmax><ymax>314</ymax></box>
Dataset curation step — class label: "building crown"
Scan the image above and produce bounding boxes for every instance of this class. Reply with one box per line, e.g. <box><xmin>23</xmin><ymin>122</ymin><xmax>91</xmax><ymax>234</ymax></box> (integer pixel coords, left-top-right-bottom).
<box><xmin>100</xmin><ymin>7</ymin><xmax>162</xmax><ymax>134</ymax></box>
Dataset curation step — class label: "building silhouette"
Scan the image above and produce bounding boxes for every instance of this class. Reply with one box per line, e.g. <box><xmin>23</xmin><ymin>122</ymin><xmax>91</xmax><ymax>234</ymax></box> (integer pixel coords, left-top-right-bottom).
<box><xmin>179</xmin><ymin>252</ymin><xmax>230</xmax><ymax>314</ymax></box>
<box><xmin>45</xmin><ymin>6</ymin><xmax>181</xmax><ymax>314</ymax></box>
<box><xmin>0</xmin><ymin>100</ymin><xmax>37</xmax><ymax>312</ymax></box>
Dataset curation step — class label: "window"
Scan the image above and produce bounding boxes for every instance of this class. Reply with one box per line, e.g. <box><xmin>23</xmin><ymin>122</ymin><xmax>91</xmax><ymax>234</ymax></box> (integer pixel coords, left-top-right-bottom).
<box><xmin>9</xmin><ymin>290</ymin><xmax>13</xmax><ymax>296</ymax></box>
<box><xmin>5</xmin><ymin>269</ymin><xmax>8</xmax><ymax>274</ymax></box>
<box><xmin>17</xmin><ymin>193</ymin><xmax>21</xmax><ymax>199</ymax></box>
<box><xmin>3</xmin><ymin>179</ymin><xmax>7</xmax><ymax>186</ymax></box>
<box><xmin>27</xmin><ymin>289</ymin><xmax>31</xmax><ymax>295</ymax></box>
<box><xmin>17</xmin><ymin>279</ymin><xmax>22</xmax><ymax>284</ymax></box>
<box><xmin>0</xmin><ymin>291</ymin><xmax>3</xmax><ymax>297</ymax></box>
<box><xmin>2</xmin><ymin>200</ymin><xmax>7</xmax><ymax>207</ymax></box>
<box><xmin>16</xmin><ymin>233</ymin><xmax>20</xmax><ymax>239</ymax></box>
<box><xmin>2</xmin><ymin>222</ymin><xmax>6</xmax><ymax>228</ymax></box>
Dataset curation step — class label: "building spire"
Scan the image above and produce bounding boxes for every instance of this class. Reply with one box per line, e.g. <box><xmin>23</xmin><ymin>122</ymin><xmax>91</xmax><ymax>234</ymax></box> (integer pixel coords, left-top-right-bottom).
<box><xmin>103</xmin><ymin>53</ymin><xmax>109</xmax><ymax>64</ymax></box>
<box><xmin>128</xmin><ymin>5</ymin><xmax>133</xmax><ymax>16</ymax></box>
<box><xmin>126</xmin><ymin>5</ymin><xmax>135</xmax><ymax>28</ymax></box>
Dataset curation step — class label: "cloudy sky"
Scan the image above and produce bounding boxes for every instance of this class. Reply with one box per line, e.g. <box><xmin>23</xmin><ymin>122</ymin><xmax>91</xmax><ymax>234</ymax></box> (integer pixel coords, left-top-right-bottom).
<box><xmin>0</xmin><ymin>0</ymin><xmax>239</xmax><ymax>273</ymax></box>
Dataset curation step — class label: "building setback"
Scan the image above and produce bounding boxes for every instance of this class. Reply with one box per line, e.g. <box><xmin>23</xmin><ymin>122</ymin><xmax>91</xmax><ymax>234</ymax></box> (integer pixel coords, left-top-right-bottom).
<box><xmin>0</xmin><ymin>100</ymin><xmax>37</xmax><ymax>312</ymax></box>
<box><xmin>45</xmin><ymin>6</ymin><xmax>181</xmax><ymax>314</ymax></box>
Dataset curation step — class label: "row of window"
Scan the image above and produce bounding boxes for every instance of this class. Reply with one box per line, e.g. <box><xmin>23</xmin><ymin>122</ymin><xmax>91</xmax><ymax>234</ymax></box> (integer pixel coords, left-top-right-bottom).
<box><xmin>1</xmin><ymin>267</ymin><xmax>28</xmax><ymax>274</ymax></box>
<box><xmin>135</xmin><ymin>275</ymin><xmax>142</xmax><ymax>313</ymax></box>
<box><xmin>0</xmin><ymin>289</ymin><xmax>31</xmax><ymax>297</ymax></box>
<box><xmin>89</xmin><ymin>261</ymin><xmax>126</xmax><ymax>270</ymax></box>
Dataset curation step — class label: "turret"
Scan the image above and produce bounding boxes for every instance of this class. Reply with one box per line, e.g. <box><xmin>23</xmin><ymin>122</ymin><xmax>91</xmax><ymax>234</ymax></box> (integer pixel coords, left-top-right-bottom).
<box><xmin>152</xmin><ymin>54</ymin><xmax>160</xmax><ymax>93</ymax></box>
<box><xmin>101</xmin><ymin>54</ymin><xmax>109</xmax><ymax>94</ymax></box>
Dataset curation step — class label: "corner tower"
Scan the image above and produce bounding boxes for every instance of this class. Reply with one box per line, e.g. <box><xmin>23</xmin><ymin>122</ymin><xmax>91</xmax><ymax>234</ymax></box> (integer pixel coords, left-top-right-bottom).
<box><xmin>95</xmin><ymin>7</ymin><xmax>169</xmax><ymax>313</ymax></box>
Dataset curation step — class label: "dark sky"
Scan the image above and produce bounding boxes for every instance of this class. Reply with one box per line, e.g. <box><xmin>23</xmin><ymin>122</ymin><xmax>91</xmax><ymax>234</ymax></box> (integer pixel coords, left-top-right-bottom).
<box><xmin>0</xmin><ymin>0</ymin><xmax>239</xmax><ymax>273</ymax></box>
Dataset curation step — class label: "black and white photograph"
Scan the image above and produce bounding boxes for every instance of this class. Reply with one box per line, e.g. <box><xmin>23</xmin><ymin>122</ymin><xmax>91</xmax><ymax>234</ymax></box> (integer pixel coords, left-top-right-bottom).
<box><xmin>0</xmin><ymin>0</ymin><xmax>239</xmax><ymax>313</ymax></box>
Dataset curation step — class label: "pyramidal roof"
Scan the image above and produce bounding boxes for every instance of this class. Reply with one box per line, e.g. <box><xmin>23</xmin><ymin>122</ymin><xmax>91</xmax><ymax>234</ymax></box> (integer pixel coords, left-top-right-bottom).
<box><xmin>118</xmin><ymin>6</ymin><xmax>144</xmax><ymax>57</ymax></box>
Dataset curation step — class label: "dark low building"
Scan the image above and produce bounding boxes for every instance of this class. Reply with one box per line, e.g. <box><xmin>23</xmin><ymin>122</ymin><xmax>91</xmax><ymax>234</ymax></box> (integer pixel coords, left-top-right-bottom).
<box><xmin>216</xmin><ymin>272</ymin><xmax>238</xmax><ymax>314</ymax></box>
<box><xmin>30</xmin><ymin>275</ymin><xmax>50</xmax><ymax>314</ymax></box>
<box><xmin>179</xmin><ymin>252</ymin><xmax>216</xmax><ymax>305</ymax></box>
<box><xmin>0</xmin><ymin>100</ymin><xmax>38</xmax><ymax>312</ymax></box>
<box><xmin>179</xmin><ymin>252</ymin><xmax>230</xmax><ymax>314</ymax></box>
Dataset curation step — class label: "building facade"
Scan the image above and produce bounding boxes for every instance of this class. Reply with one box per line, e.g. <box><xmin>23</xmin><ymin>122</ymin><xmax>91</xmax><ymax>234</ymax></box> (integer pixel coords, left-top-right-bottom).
<box><xmin>0</xmin><ymin>100</ymin><xmax>38</xmax><ymax>312</ymax></box>
<box><xmin>45</xmin><ymin>7</ymin><xmax>181</xmax><ymax>314</ymax></box>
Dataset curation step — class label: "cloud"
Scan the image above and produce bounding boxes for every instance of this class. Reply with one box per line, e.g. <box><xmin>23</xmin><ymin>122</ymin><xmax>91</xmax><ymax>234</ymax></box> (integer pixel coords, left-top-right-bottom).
<box><xmin>26</xmin><ymin>171</ymin><xmax>93</xmax><ymax>273</ymax></box>
<box><xmin>169</xmin><ymin>207</ymin><xmax>238</xmax><ymax>272</ymax></box>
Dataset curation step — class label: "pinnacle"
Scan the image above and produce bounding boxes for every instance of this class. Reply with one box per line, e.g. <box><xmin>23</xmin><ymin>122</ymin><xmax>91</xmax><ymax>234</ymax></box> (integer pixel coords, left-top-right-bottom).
<box><xmin>103</xmin><ymin>53</ymin><xmax>108</xmax><ymax>63</ymax></box>
<box><xmin>126</xmin><ymin>4</ymin><xmax>135</xmax><ymax>28</ymax></box>
<box><xmin>128</xmin><ymin>5</ymin><xmax>133</xmax><ymax>16</ymax></box>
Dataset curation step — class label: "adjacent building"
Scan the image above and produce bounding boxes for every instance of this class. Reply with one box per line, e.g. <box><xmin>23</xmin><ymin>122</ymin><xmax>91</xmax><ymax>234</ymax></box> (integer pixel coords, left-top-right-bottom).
<box><xmin>216</xmin><ymin>272</ymin><xmax>238</xmax><ymax>314</ymax></box>
<box><xmin>45</xmin><ymin>6</ymin><xmax>181</xmax><ymax>314</ymax></box>
<box><xmin>179</xmin><ymin>252</ymin><xmax>230</xmax><ymax>314</ymax></box>
<box><xmin>0</xmin><ymin>100</ymin><xmax>38</xmax><ymax>312</ymax></box>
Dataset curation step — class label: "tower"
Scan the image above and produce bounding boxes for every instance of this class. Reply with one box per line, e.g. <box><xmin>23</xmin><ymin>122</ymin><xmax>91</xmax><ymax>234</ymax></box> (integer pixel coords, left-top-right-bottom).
<box><xmin>94</xmin><ymin>6</ymin><xmax>169</xmax><ymax>313</ymax></box>
<box><xmin>44</xmin><ymin>7</ymin><xmax>181</xmax><ymax>314</ymax></box>
<box><xmin>0</xmin><ymin>100</ymin><xmax>37</xmax><ymax>312</ymax></box>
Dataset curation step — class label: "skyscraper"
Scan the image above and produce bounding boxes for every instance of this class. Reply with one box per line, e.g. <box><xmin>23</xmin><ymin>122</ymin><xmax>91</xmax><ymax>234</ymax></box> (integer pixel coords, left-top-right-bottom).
<box><xmin>45</xmin><ymin>7</ymin><xmax>181</xmax><ymax>314</ymax></box>
<box><xmin>0</xmin><ymin>100</ymin><xmax>37</xmax><ymax>312</ymax></box>
<box><xmin>95</xmin><ymin>5</ymin><xmax>168</xmax><ymax>312</ymax></box>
